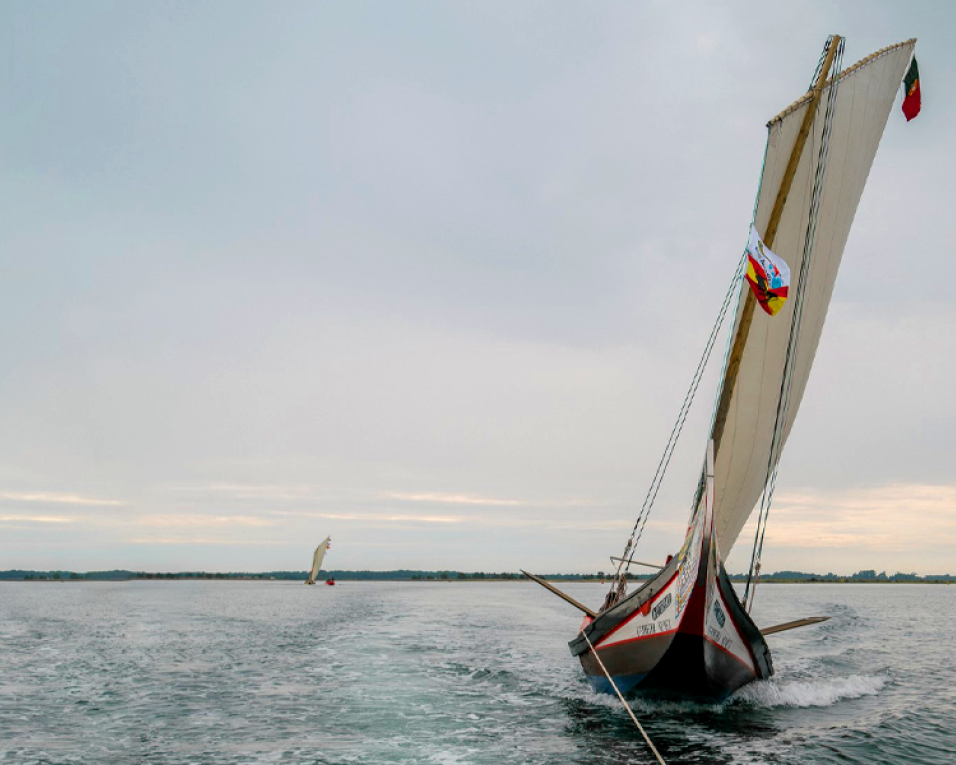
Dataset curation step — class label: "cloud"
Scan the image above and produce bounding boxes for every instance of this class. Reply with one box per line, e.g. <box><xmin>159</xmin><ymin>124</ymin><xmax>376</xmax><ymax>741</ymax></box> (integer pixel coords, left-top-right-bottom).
<box><xmin>759</xmin><ymin>484</ymin><xmax>956</xmax><ymax>552</ymax></box>
<box><xmin>0</xmin><ymin>492</ymin><xmax>125</xmax><ymax>506</ymax></box>
<box><xmin>125</xmin><ymin>537</ymin><xmax>282</xmax><ymax>545</ymax></box>
<box><xmin>168</xmin><ymin>484</ymin><xmax>323</xmax><ymax>500</ymax></box>
<box><xmin>137</xmin><ymin>515</ymin><xmax>274</xmax><ymax>528</ymax></box>
<box><xmin>2</xmin><ymin>4</ymin><xmax>953</xmax><ymax>575</ymax></box>
<box><xmin>383</xmin><ymin>491</ymin><xmax>598</xmax><ymax>508</ymax></box>
<box><xmin>273</xmin><ymin>507</ymin><xmax>648</xmax><ymax>530</ymax></box>
<box><xmin>384</xmin><ymin>491</ymin><xmax>530</xmax><ymax>506</ymax></box>
<box><xmin>272</xmin><ymin>510</ymin><xmax>463</xmax><ymax>524</ymax></box>
<box><xmin>0</xmin><ymin>515</ymin><xmax>76</xmax><ymax>524</ymax></box>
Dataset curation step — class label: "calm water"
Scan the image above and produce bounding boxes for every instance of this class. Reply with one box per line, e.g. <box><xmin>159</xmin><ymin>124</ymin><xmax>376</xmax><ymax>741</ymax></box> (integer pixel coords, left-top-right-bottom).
<box><xmin>1</xmin><ymin>581</ymin><xmax>953</xmax><ymax>765</ymax></box>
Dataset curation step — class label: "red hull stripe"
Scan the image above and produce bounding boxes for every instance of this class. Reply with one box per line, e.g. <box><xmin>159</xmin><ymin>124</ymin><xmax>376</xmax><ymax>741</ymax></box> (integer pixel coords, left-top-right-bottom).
<box><xmin>598</xmin><ymin>628</ymin><xmax>679</xmax><ymax>650</ymax></box>
<box><xmin>597</xmin><ymin>571</ymin><xmax>679</xmax><ymax>645</ymax></box>
<box><xmin>704</xmin><ymin>634</ymin><xmax>757</xmax><ymax>675</ymax></box>
<box><xmin>717</xmin><ymin>589</ymin><xmax>760</xmax><ymax>670</ymax></box>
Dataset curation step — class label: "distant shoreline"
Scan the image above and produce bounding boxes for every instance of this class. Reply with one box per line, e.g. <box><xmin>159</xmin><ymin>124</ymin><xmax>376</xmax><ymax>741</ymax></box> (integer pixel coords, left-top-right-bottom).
<box><xmin>2</xmin><ymin>569</ymin><xmax>954</xmax><ymax>584</ymax></box>
<box><xmin>6</xmin><ymin>579</ymin><xmax>954</xmax><ymax>585</ymax></box>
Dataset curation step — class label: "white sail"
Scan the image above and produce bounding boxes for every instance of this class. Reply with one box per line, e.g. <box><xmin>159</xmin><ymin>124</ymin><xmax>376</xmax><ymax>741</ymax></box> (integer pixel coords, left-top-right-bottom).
<box><xmin>713</xmin><ymin>40</ymin><xmax>916</xmax><ymax>557</ymax></box>
<box><xmin>307</xmin><ymin>536</ymin><xmax>331</xmax><ymax>583</ymax></box>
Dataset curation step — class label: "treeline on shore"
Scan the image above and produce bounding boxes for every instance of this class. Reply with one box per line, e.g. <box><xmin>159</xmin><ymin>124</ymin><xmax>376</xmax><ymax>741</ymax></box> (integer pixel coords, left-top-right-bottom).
<box><xmin>2</xmin><ymin>568</ymin><xmax>954</xmax><ymax>583</ymax></box>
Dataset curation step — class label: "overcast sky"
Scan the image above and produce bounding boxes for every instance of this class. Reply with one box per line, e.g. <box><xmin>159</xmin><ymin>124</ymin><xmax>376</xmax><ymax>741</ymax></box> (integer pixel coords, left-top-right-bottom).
<box><xmin>2</xmin><ymin>1</ymin><xmax>954</xmax><ymax>576</ymax></box>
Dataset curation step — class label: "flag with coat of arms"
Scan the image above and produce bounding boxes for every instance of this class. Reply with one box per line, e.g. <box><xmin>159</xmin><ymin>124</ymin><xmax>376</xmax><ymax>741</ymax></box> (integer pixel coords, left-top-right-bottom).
<box><xmin>745</xmin><ymin>227</ymin><xmax>790</xmax><ymax>316</ymax></box>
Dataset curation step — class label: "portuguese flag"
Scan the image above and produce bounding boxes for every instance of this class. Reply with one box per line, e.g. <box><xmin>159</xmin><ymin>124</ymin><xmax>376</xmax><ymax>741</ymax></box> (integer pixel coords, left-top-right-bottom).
<box><xmin>902</xmin><ymin>57</ymin><xmax>921</xmax><ymax>121</ymax></box>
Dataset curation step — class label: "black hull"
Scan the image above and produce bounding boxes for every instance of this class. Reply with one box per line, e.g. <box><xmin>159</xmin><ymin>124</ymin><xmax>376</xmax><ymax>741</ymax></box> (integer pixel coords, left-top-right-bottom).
<box><xmin>575</xmin><ymin>563</ymin><xmax>771</xmax><ymax>700</ymax></box>
<box><xmin>569</xmin><ymin>463</ymin><xmax>772</xmax><ymax>701</ymax></box>
<box><xmin>637</xmin><ymin>566</ymin><xmax>772</xmax><ymax>700</ymax></box>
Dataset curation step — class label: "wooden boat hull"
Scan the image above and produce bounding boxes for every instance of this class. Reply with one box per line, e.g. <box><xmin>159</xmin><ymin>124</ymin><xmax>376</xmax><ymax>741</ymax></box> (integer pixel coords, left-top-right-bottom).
<box><xmin>577</xmin><ymin>631</ymin><xmax>673</xmax><ymax>695</ymax></box>
<box><xmin>597</xmin><ymin>566</ymin><xmax>772</xmax><ymax>700</ymax></box>
<box><xmin>571</xmin><ymin>556</ymin><xmax>771</xmax><ymax>700</ymax></box>
<box><xmin>569</xmin><ymin>452</ymin><xmax>772</xmax><ymax>700</ymax></box>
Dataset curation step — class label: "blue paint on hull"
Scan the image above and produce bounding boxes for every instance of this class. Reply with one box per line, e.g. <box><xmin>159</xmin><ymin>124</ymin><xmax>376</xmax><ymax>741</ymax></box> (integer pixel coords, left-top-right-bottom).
<box><xmin>585</xmin><ymin>672</ymin><xmax>647</xmax><ymax>696</ymax></box>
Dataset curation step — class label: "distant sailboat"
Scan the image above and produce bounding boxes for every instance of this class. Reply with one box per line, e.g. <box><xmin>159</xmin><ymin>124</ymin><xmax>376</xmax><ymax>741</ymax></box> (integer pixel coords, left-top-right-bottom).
<box><xmin>304</xmin><ymin>536</ymin><xmax>331</xmax><ymax>585</ymax></box>
<box><xmin>525</xmin><ymin>34</ymin><xmax>920</xmax><ymax>700</ymax></box>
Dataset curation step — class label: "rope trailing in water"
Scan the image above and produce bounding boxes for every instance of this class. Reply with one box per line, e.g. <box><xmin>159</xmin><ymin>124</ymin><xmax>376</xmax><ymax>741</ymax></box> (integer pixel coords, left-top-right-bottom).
<box><xmin>744</xmin><ymin>36</ymin><xmax>846</xmax><ymax>611</ymax></box>
<box><xmin>581</xmin><ymin>630</ymin><xmax>667</xmax><ymax>765</ymax></box>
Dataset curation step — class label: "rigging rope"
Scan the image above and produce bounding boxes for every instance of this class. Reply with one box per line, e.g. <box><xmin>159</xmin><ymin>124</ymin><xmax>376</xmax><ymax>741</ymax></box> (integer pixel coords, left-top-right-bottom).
<box><xmin>603</xmin><ymin>122</ymin><xmax>776</xmax><ymax>612</ymax></box>
<box><xmin>600</xmin><ymin>35</ymin><xmax>776</xmax><ymax>612</ymax></box>
<box><xmin>581</xmin><ymin>629</ymin><xmax>668</xmax><ymax>765</ymax></box>
<box><xmin>602</xmin><ymin>253</ymin><xmax>745</xmax><ymax>610</ymax></box>
<box><xmin>744</xmin><ymin>36</ymin><xmax>846</xmax><ymax>610</ymax></box>
<box><xmin>709</xmin><ymin>137</ymin><xmax>772</xmax><ymax>433</ymax></box>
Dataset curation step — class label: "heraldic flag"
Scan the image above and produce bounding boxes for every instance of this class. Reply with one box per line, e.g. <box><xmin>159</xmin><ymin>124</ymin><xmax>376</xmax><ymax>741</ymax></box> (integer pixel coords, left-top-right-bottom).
<box><xmin>745</xmin><ymin>227</ymin><xmax>790</xmax><ymax>316</ymax></box>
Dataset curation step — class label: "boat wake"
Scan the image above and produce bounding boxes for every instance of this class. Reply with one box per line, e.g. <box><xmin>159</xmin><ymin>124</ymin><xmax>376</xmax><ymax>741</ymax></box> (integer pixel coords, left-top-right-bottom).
<box><xmin>566</xmin><ymin>672</ymin><xmax>886</xmax><ymax>718</ymax></box>
<box><xmin>733</xmin><ymin>674</ymin><xmax>886</xmax><ymax>708</ymax></box>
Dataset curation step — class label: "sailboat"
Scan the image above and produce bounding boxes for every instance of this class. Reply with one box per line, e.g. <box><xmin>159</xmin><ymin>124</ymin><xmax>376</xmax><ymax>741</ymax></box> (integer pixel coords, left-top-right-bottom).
<box><xmin>304</xmin><ymin>536</ymin><xmax>331</xmax><ymax>585</ymax></box>
<box><xmin>524</xmin><ymin>35</ymin><xmax>919</xmax><ymax>700</ymax></box>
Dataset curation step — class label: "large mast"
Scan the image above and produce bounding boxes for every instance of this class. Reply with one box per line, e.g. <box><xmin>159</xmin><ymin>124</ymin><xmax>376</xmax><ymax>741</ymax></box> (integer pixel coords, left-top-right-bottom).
<box><xmin>711</xmin><ymin>35</ymin><xmax>842</xmax><ymax>455</ymax></box>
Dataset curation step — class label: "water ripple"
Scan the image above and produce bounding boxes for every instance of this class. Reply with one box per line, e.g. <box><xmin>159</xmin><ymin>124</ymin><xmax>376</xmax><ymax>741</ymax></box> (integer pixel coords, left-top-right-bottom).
<box><xmin>1</xmin><ymin>581</ymin><xmax>954</xmax><ymax>764</ymax></box>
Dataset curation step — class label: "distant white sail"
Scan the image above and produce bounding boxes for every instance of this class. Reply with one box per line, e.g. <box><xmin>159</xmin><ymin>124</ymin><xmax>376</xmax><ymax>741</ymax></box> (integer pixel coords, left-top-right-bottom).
<box><xmin>712</xmin><ymin>41</ymin><xmax>916</xmax><ymax>556</ymax></box>
<box><xmin>306</xmin><ymin>536</ymin><xmax>331</xmax><ymax>584</ymax></box>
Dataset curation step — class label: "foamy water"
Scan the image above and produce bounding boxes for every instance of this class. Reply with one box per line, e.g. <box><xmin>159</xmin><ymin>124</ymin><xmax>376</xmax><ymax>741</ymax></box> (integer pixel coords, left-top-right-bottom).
<box><xmin>735</xmin><ymin>674</ymin><xmax>886</xmax><ymax>708</ymax></box>
<box><xmin>1</xmin><ymin>581</ymin><xmax>953</xmax><ymax>764</ymax></box>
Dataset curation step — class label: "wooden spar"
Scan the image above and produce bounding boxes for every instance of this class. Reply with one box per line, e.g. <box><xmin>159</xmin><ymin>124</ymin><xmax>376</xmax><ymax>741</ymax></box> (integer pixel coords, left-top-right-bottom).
<box><xmin>769</xmin><ymin>38</ymin><xmax>916</xmax><ymax>127</ymax></box>
<box><xmin>760</xmin><ymin>615</ymin><xmax>830</xmax><ymax>636</ymax></box>
<box><xmin>520</xmin><ymin>570</ymin><xmax>599</xmax><ymax>618</ymax></box>
<box><xmin>764</xmin><ymin>36</ymin><xmax>842</xmax><ymax>246</ymax></box>
<box><xmin>609</xmin><ymin>555</ymin><xmax>663</xmax><ymax>570</ymax></box>
<box><xmin>711</xmin><ymin>35</ymin><xmax>842</xmax><ymax>456</ymax></box>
